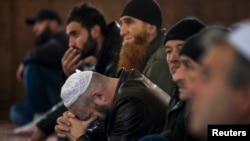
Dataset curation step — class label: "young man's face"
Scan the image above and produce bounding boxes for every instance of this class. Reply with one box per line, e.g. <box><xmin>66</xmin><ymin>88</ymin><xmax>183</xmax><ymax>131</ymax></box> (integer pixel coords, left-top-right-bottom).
<box><xmin>66</xmin><ymin>21</ymin><xmax>97</xmax><ymax>58</ymax></box>
<box><xmin>119</xmin><ymin>16</ymin><xmax>150</xmax><ymax>44</ymax></box>
<box><xmin>188</xmin><ymin>44</ymin><xmax>245</xmax><ymax>137</ymax></box>
<box><xmin>67</xmin><ymin>21</ymin><xmax>89</xmax><ymax>51</ymax></box>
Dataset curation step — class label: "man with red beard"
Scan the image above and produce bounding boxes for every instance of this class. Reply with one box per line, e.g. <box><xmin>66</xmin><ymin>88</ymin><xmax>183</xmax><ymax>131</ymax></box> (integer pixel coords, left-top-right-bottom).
<box><xmin>118</xmin><ymin>0</ymin><xmax>174</xmax><ymax>94</ymax></box>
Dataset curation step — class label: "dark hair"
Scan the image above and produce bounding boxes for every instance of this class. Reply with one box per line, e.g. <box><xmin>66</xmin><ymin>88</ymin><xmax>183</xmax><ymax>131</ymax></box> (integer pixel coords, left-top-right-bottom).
<box><xmin>228</xmin><ymin>50</ymin><xmax>250</xmax><ymax>88</ymax></box>
<box><xmin>66</xmin><ymin>3</ymin><xmax>107</xmax><ymax>35</ymax></box>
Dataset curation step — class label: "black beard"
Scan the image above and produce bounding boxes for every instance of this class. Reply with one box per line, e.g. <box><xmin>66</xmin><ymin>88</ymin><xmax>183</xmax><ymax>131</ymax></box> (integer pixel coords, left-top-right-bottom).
<box><xmin>35</xmin><ymin>26</ymin><xmax>53</xmax><ymax>46</ymax></box>
<box><xmin>80</xmin><ymin>35</ymin><xmax>98</xmax><ymax>59</ymax></box>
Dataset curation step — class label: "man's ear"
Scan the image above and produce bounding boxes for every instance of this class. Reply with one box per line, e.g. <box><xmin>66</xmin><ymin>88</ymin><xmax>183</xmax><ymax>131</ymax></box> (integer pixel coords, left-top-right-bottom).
<box><xmin>91</xmin><ymin>90</ymin><xmax>106</xmax><ymax>105</ymax></box>
<box><xmin>147</xmin><ymin>24</ymin><xmax>157</xmax><ymax>35</ymax></box>
<box><xmin>90</xmin><ymin>25</ymin><xmax>101</xmax><ymax>39</ymax></box>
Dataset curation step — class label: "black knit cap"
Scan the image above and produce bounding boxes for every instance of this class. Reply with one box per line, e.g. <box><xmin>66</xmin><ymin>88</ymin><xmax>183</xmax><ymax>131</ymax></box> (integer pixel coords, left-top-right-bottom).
<box><xmin>164</xmin><ymin>17</ymin><xmax>206</xmax><ymax>44</ymax></box>
<box><xmin>179</xmin><ymin>34</ymin><xmax>203</xmax><ymax>63</ymax></box>
<box><xmin>25</xmin><ymin>9</ymin><xmax>62</xmax><ymax>25</ymax></box>
<box><xmin>120</xmin><ymin>0</ymin><xmax>162</xmax><ymax>28</ymax></box>
<box><xmin>179</xmin><ymin>26</ymin><xmax>230</xmax><ymax>63</ymax></box>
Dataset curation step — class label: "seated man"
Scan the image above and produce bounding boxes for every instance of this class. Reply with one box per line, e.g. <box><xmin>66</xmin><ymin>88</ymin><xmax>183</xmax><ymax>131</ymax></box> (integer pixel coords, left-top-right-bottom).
<box><xmin>162</xmin><ymin>18</ymin><xmax>206</xmax><ymax>141</ymax></box>
<box><xmin>56</xmin><ymin>68</ymin><xmax>170</xmax><ymax>141</ymax></box>
<box><xmin>139</xmin><ymin>25</ymin><xmax>230</xmax><ymax>141</ymax></box>
<box><xmin>30</xmin><ymin>3</ymin><xmax>123</xmax><ymax>140</ymax></box>
<box><xmin>10</xmin><ymin>9</ymin><xmax>68</xmax><ymax>126</ymax></box>
<box><xmin>118</xmin><ymin>0</ymin><xmax>174</xmax><ymax>94</ymax></box>
<box><xmin>187</xmin><ymin>22</ymin><xmax>250</xmax><ymax>140</ymax></box>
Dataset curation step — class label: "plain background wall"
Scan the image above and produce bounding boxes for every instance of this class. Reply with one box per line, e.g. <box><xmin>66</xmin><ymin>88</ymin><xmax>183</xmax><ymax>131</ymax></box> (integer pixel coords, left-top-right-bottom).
<box><xmin>0</xmin><ymin>0</ymin><xmax>250</xmax><ymax>121</ymax></box>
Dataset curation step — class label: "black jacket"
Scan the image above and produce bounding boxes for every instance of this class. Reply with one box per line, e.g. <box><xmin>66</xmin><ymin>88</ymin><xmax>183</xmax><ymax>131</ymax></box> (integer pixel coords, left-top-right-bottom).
<box><xmin>162</xmin><ymin>87</ymin><xmax>198</xmax><ymax>141</ymax></box>
<box><xmin>23</xmin><ymin>31</ymin><xmax>68</xmax><ymax>70</ymax></box>
<box><xmin>94</xmin><ymin>22</ymin><xmax>122</xmax><ymax>77</ymax></box>
<box><xmin>36</xmin><ymin>21</ymin><xmax>123</xmax><ymax>136</ymax></box>
<box><xmin>77</xmin><ymin>68</ymin><xmax>170</xmax><ymax>141</ymax></box>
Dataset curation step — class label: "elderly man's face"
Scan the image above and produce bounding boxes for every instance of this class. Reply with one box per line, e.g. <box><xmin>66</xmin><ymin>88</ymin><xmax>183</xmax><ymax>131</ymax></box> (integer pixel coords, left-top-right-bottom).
<box><xmin>174</xmin><ymin>55</ymin><xmax>203</xmax><ymax>101</ymax></box>
<box><xmin>165</xmin><ymin>40</ymin><xmax>185</xmax><ymax>75</ymax></box>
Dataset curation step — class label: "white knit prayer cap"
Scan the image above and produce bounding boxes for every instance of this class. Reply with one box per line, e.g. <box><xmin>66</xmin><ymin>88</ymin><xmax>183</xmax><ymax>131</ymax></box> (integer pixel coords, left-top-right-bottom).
<box><xmin>228</xmin><ymin>22</ymin><xmax>250</xmax><ymax>62</ymax></box>
<box><xmin>61</xmin><ymin>71</ymin><xmax>93</xmax><ymax>108</ymax></box>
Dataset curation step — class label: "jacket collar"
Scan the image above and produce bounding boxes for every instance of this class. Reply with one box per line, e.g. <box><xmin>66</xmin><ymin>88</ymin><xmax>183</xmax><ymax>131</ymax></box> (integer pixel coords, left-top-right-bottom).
<box><xmin>146</xmin><ymin>29</ymin><xmax>166</xmax><ymax>60</ymax></box>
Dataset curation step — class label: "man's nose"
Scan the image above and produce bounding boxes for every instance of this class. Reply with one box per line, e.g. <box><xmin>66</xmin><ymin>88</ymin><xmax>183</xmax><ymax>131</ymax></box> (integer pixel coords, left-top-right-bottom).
<box><xmin>168</xmin><ymin>50</ymin><xmax>179</xmax><ymax>63</ymax></box>
<box><xmin>173</xmin><ymin>65</ymin><xmax>184</xmax><ymax>82</ymax></box>
<box><xmin>120</xmin><ymin>25</ymin><xmax>128</xmax><ymax>36</ymax></box>
<box><xmin>68</xmin><ymin>37</ymin><xmax>75</xmax><ymax>48</ymax></box>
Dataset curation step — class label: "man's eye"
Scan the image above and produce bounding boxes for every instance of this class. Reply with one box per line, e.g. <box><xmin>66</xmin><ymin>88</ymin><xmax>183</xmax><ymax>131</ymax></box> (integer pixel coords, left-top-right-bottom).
<box><xmin>124</xmin><ymin>20</ymin><xmax>132</xmax><ymax>24</ymax></box>
<box><xmin>73</xmin><ymin>33</ymin><xmax>78</xmax><ymax>37</ymax></box>
<box><xmin>119</xmin><ymin>22</ymin><xmax>123</xmax><ymax>26</ymax></box>
<box><xmin>126</xmin><ymin>21</ymin><xmax>131</xmax><ymax>24</ymax></box>
<box><xmin>165</xmin><ymin>50</ymin><xmax>171</xmax><ymax>55</ymax></box>
<box><xmin>183</xmin><ymin>62</ymin><xmax>194</xmax><ymax>70</ymax></box>
<box><xmin>70</xmin><ymin>32</ymin><xmax>79</xmax><ymax>37</ymax></box>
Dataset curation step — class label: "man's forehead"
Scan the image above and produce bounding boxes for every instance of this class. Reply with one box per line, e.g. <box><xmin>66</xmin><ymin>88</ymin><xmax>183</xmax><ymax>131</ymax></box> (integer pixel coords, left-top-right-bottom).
<box><xmin>67</xmin><ymin>21</ymin><xmax>83</xmax><ymax>29</ymax></box>
<box><xmin>180</xmin><ymin>55</ymin><xmax>200</xmax><ymax>69</ymax></box>
<box><xmin>180</xmin><ymin>55</ymin><xmax>192</xmax><ymax>62</ymax></box>
<box><xmin>66</xmin><ymin>22</ymin><xmax>86</xmax><ymax>33</ymax></box>
<box><xmin>203</xmin><ymin>44</ymin><xmax>234</xmax><ymax>71</ymax></box>
<box><xmin>120</xmin><ymin>15</ymin><xmax>134</xmax><ymax>21</ymax></box>
<box><xmin>119</xmin><ymin>15</ymin><xmax>144</xmax><ymax>23</ymax></box>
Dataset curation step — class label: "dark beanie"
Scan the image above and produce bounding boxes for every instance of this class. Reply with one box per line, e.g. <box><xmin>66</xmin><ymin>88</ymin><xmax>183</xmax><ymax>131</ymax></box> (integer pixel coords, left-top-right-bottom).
<box><xmin>179</xmin><ymin>26</ymin><xmax>230</xmax><ymax>63</ymax></box>
<box><xmin>164</xmin><ymin>17</ymin><xmax>206</xmax><ymax>44</ymax></box>
<box><xmin>120</xmin><ymin>0</ymin><xmax>162</xmax><ymax>28</ymax></box>
<box><xmin>179</xmin><ymin>34</ymin><xmax>204</xmax><ymax>63</ymax></box>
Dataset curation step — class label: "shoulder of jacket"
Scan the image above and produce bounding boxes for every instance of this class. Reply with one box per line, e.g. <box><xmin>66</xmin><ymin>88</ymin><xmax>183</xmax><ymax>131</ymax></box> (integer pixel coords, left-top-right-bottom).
<box><xmin>147</xmin><ymin>45</ymin><xmax>167</xmax><ymax>64</ymax></box>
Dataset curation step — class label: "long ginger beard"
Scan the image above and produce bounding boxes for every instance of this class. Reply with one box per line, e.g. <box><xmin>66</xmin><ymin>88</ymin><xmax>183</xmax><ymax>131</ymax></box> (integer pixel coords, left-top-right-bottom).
<box><xmin>118</xmin><ymin>32</ymin><xmax>150</xmax><ymax>72</ymax></box>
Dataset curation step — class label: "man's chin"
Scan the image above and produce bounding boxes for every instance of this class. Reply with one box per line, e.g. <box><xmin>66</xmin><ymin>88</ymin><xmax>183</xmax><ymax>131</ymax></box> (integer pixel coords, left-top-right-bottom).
<box><xmin>179</xmin><ymin>91</ymin><xmax>188</xmax><ymax>101</ymax></box>
<box><xmin>123</xmin><ymin>39</ymin><xmax>134</xmax><ymax>45</ymax></box>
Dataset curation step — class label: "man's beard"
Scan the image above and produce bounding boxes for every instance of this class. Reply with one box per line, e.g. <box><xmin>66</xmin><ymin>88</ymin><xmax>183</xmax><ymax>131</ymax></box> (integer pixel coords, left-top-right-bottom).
<box><xmin>35</xmin><ymin>26</ymin><xmax>53</xmax><ymax>46</ymax></box>
<box><xmin>118</xmin><ymin>32</ymin><xmax>150</xmax><ymax>72</ymax></box>
<box><xmin>80</xmin><ymin>35</ymin><xmax>98</xmax><ymax>60</ymax></box>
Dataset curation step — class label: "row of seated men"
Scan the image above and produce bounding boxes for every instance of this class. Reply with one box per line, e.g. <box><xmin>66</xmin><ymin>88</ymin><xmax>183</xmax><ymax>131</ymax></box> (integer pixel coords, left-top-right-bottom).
<box><xmin>11</xmin><ymin>0</ymin><xmax>250</xmax><ymax>141</ymax></box>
